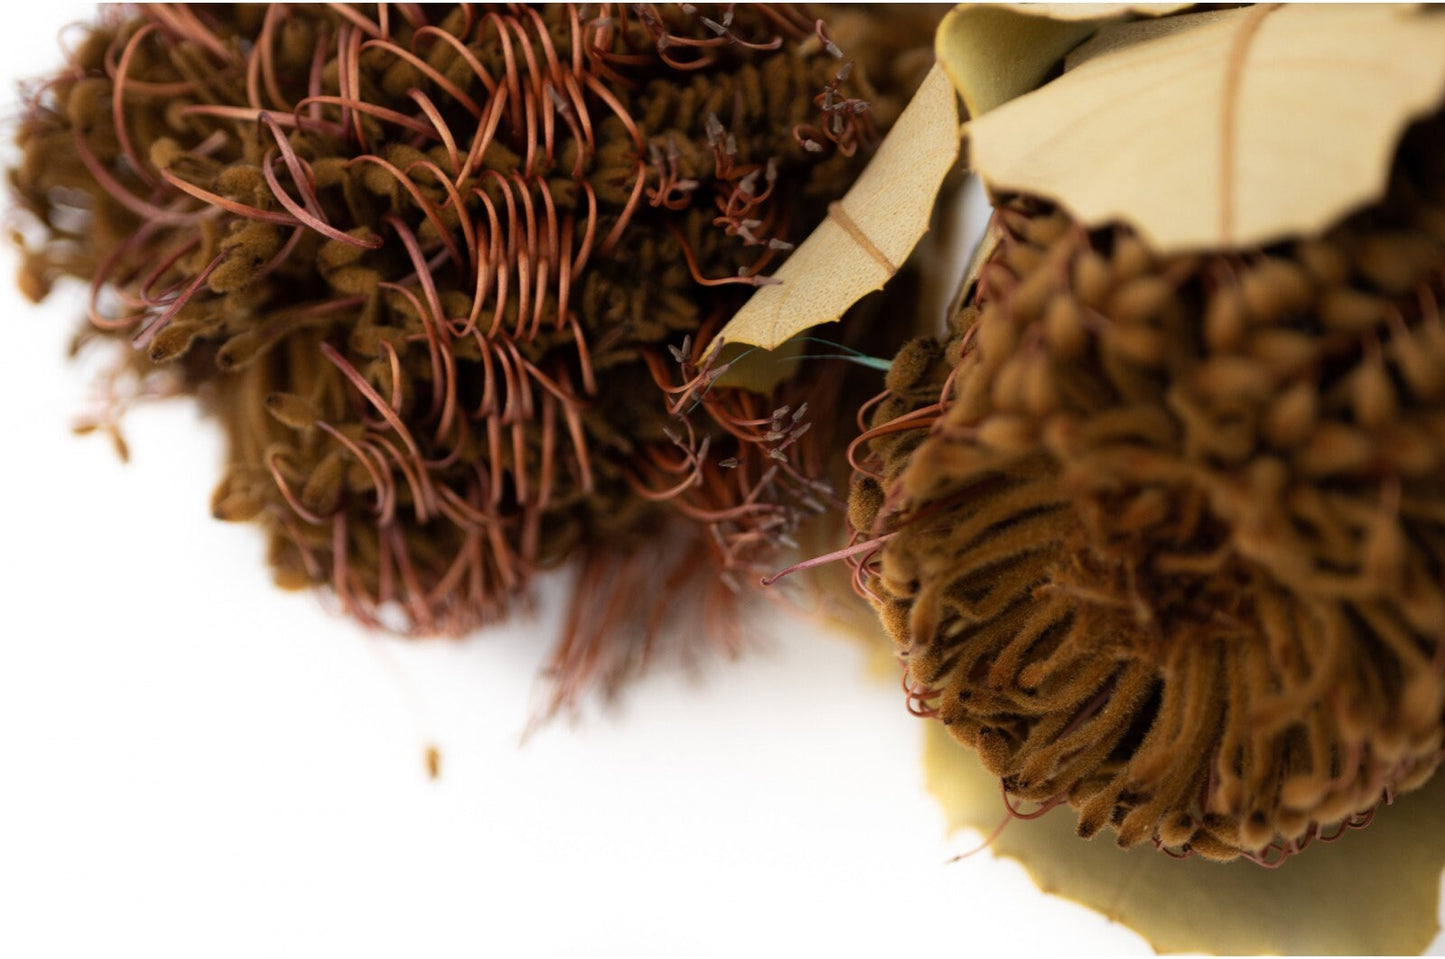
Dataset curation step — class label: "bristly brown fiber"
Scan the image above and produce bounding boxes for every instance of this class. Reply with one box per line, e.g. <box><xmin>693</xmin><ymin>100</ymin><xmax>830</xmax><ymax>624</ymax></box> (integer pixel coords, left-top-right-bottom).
<box><xmin>850</xmin><ymin>106</ymin><xmax>1445</xmax><ymax>864</ymax></box>
<box><xmin>10</xmin><ymin>3</ymin><xmax>938</xmax><ymax>711</ymax></box>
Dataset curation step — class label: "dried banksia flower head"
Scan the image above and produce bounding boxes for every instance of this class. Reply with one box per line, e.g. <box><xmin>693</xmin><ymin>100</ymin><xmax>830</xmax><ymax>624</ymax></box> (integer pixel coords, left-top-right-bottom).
<box><xmin>849</xmin><ymin>106</ymin><xmax>1445</xmax><ymax>863</ymax></box>
<box><xmin>12</xmin><ymin>4</ymin><xmax>933</xmax><ymax>706</ymax></box>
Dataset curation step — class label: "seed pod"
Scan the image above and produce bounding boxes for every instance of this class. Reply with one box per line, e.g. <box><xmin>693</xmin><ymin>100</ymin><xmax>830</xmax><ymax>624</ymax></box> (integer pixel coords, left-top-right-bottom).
<box><xmin>1238</xmin><ymin>256</ymin><xmax>1314</xmax><ymax>321</ymax></box>
<box><xmin>1320</xmin><ymin>287</ymin><xmax>1389</xmax><ymax>332</ymax></box>
<box><xmin>1352</xmin><ymin>352</ymin><xmax>1398</xmax><ymax>429</ymax></box>
<box><xmin>1072</xmin><ymin>247</ymin><xmax>1113</xmax><ymax>308</ymax></box>
<box><xmin>1361</xmin><ymin>512</ymin><xmax>1407</xmax><ymax>592</ymax></box>
<box><xmin>1108</xmin><ymin>275</ymin><xmax>1175</xmax><ymax>326</ymax></box>
<box><xmin>1265</xmin><ymin>381</ymin><xmax>1319</xmax><ymax>448</ymax></box>
<box><xmin>147</xmin><ymin>321</ymin><xmax>206</xmax><ymax>364</ymax></box>
<box><xmin>1204</xmin><ymin>283</ymin><xmax>1247</xmax><ymax>352</ymax></box>
<box><xmin>1043</xmin><ymin>294</ymin><xmax>1088</xmax><ymax>360</ymax></box>
<box><xmin>263</xmin><ymin>393</ymin><xmax>321</xmax><ymax>431</ymax></box>
<box><xmin>211</xmin><ymin>490</ymin><xmax>266</xmax><ymax>523</ymax></box>
<box><xmin>1356</xmin><ymin>231</ymin><xmax>1445</xmax><ymax>294</ymax></box>
<box><xmin>849</xmin><ymin>108</ymin><xmax>1445</xmax><ymax>863</ymax></box>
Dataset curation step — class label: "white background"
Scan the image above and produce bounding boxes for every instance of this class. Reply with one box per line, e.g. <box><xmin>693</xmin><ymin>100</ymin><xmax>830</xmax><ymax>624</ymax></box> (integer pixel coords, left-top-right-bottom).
<box><xmin>1</xmin><ymin>5</ymin><xmax>1442</xmax><ymax>957</ymax></box>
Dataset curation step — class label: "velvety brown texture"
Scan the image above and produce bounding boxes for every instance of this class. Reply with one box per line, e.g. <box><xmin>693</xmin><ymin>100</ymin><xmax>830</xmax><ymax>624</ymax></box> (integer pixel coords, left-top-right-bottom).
<box><xmin>851</xmin><ymin>109</ymin><xmax>1445</xmax><ymax>862</ymax></box>
<box><xmin>11</xmin><ymin>3</ymin><xmax>936</xmax><ymax>709</ymax></box>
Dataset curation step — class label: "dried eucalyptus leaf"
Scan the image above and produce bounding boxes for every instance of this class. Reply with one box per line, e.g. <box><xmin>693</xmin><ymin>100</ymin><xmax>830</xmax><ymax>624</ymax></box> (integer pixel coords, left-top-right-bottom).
<box><xmin>924</xmin><ymin>723</ymin><xmax>1445</xmax><ymax>955</ymax></box>
<box><xmin>712</xmin><ymin>64</ymin><xmax>959</xmax><ymax>358</ymax></box>
<box><xmin>966</xmin><ymin>4</ymin><xmax>1445</xmax><ymax>252</ymax></box>
<box><xmin>934</xmin><ymin>2</ymin><xmax>1192</xmax><ymax>118</ymax></box>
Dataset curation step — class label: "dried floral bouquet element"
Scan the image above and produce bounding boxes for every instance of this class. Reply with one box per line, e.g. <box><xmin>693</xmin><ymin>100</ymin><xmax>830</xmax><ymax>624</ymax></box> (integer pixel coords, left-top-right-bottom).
<box><xmin>850</xmin><ymin>105</ymin><xmax>1445</xmax><ymax>864</ymax></box>
<box><xmin>951</xmin><ymin>3</ymin><xmax>1445</xmax><ymax>254</ymax></box>
<box><xmin>11</xmin><ymin>3</ymin><xmax>934</xmax><ymax>706</ymax></box>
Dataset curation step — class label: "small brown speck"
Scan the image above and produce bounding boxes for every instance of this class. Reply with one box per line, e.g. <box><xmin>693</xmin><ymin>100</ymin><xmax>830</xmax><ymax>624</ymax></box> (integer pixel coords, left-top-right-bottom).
<box><xmin>425</xmin><ymin>745</ymin><xmax>441</xmax><ymax>781</ymax></box>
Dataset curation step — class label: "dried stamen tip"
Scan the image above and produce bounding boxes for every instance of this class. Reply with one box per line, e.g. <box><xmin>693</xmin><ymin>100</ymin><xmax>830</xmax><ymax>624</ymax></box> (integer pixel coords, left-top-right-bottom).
<box><xmin>815</xmin><ymin>19</ymin><xmax>844</xmax><ymax>59</ymax></box>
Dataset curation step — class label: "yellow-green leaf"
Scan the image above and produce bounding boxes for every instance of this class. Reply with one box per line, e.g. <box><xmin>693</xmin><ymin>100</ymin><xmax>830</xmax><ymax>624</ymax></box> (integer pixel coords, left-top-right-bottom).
<box><xmin>966</xmin><ymin>3</ymin><xmax>1445</xmax><ymax>252</ymax></box>
<box><xmin>710</xmin><ymin>63</ymin><xmax>960</xmax><ymax>359</ymax></box>
<box><xmin>925</xmin><ymin>723</ymin><xmax>1445</xmax><ymax>955</ymax></box>
<box><xmin>935</xmin><ymin>3</ymin><xmax>1192</xmax><ymax>119</ymax></box>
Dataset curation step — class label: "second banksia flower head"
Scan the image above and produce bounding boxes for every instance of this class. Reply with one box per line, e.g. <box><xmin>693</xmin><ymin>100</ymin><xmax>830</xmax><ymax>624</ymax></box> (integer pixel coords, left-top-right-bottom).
<box><xmin>850</xmin><ymin>105</ymin><xmax>1445</xmax><ymax>864</ymax></box>
<box><xmin>12</xmin><ymin>4</ymin><xmax>933</xmax><ymax>706</ymax></box>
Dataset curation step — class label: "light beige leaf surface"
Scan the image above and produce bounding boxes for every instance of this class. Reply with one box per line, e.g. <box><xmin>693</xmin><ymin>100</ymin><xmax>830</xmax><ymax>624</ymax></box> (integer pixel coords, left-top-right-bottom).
<box><xmin>966</xmin><ymin>3</ymin><xmax>1445</xmax><ymax>253</ymax></box>
<box><xmin>710</xmin><ymin>63</ymin><xmax>959</xmax><ymax>358</ymax></box>
<box><xmin>935</xmin><ymin>3</ymin><xmax>1192</xmax><ymax>119</ymax></box>
<box><xmin>925</xmin><ymin>723</ymin><xmax>1445</xmax><ymax>955</ymax></box>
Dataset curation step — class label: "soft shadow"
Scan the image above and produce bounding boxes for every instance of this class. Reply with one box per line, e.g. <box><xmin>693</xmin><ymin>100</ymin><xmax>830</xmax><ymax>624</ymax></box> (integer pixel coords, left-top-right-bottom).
<box><xmin>925</xmin><ymin>723</ymin><xmax>1445</xmax><ymax>955</ymax></box>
